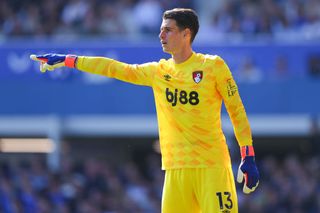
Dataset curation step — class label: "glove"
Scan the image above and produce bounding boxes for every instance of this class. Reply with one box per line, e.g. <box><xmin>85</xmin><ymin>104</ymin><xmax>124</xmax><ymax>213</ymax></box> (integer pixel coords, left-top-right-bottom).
<box><xmin>30</xmin><ymin>54</ymin><xmax>77</xmax><ymax>72</ymax></box>
<box><xmin>237</xmin><ymin>145</ymin><xmax>259</xmax><ymax>194</ymax></box>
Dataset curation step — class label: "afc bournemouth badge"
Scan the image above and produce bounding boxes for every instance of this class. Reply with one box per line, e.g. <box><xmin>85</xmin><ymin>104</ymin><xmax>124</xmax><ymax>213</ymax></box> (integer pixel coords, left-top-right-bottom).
<box><xmin>192</xmin><ymin>71</ymin><xmax>203</xmax><ymax>83</ymax></box>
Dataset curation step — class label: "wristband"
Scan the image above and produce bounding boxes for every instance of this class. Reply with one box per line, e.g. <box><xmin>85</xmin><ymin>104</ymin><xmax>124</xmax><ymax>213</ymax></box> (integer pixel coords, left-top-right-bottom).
<box><xmin>240</xmin><ymin>145</ymin><xmax>255</xmax><ymax>159</ymax></box>
<box><xmin>65</xmin><ymin>55</ymin><xmax>77</xmax><ymax>68</ymax></box>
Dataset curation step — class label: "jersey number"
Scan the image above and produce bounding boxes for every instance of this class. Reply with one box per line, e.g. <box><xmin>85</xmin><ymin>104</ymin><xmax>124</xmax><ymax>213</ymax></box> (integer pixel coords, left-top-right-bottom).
<box><xmin>216</xmin><ymin>192</ymin><xmax>233</xmax><ymax>210</ymax></box>
<box><xmin>166</xmin><ymin>88</ymin><xmax>199</xmax><ymax>106</ymax></box>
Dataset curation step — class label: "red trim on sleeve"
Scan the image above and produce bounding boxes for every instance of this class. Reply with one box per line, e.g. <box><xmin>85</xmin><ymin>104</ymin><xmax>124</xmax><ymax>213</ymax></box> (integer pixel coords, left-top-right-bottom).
<box><xmin>65</xmin><ymin>55</ymin><xmax>77</xmax><ymax>68</ymax></box>
<box><xmin>241</xmin><ymin>145</ymin><xmax>255</xmax><ymax>159</ymax></box>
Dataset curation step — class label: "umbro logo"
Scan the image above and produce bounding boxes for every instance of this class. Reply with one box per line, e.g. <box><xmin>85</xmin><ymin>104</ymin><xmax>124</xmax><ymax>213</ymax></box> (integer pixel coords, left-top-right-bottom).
<box><xmin>163</xmin><ymin>74</ymin><xmax>171</xmax><ymax>81</ymax></box>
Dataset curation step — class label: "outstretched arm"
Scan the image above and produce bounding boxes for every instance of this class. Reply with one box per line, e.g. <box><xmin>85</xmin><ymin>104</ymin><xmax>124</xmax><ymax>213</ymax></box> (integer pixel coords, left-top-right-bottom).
<box><xmin>30</xmin><ymin>53</ymin><xmax>158</xmax><ymax>86</ymax></box>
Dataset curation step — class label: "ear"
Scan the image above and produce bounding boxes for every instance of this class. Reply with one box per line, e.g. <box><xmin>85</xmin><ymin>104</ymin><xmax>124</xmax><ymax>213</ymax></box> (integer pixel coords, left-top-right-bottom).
<box><xmin>183</xmin><ymin>28</ymin><xmax>191</xmax><ymax>37</ymax></box>
<box><xmin>183</xmin><ymin>28</ymin><xmax>192</xmax><ymax>42</ymax></box>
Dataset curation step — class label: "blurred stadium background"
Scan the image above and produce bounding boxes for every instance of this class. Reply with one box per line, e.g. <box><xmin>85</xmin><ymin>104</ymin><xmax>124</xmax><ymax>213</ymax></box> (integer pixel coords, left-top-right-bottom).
<box><xmin>0</xmin><ymin>0</ymin><xmax>320</xmax><ymax>212</ymax></box>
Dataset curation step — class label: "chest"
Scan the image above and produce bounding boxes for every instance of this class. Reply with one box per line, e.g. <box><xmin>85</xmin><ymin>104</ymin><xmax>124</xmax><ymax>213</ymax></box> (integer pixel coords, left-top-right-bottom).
<box><xmin>153</xmin><ymin>66</ymin><xmax>218</xmax><ymax>107</ymax></box>
<box><xmin>155</xmin><ymin>66</ymin><xmax>213</xmax><ymax>90</ymax></box>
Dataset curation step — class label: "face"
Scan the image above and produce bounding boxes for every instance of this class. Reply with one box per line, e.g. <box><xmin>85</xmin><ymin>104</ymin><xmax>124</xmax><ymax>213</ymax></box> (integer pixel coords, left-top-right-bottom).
<box><xmin>159</xmin><ymin>19</ymin><xmax>188</xmax><ymax>54</ymax></box>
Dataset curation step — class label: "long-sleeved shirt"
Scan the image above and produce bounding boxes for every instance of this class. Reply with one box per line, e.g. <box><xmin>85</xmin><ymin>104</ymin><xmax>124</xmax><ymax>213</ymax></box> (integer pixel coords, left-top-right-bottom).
<box><xmin>76</xmin><ymin>52</ymin><xmax>253</xmax><ymax>170</ymax></box>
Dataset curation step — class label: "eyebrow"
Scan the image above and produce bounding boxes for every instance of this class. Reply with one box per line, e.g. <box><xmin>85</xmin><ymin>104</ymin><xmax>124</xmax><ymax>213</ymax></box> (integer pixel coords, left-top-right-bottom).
<box><xmin>160</xmin><ymin>26</ymin><xmax>175</xmax><ymax>31</ymax></box>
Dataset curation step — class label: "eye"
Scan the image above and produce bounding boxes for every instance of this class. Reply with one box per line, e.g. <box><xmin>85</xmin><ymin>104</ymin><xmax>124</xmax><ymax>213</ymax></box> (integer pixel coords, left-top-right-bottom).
<box><xmin>161</xmin><ymin>27</ymin><xmax>171</xmax><ymax>33</ymax></box>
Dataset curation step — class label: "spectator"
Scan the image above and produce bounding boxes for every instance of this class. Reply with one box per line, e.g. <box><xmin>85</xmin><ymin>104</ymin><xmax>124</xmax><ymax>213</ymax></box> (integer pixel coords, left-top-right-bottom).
<box><xmin>269</xmin><ymin>55</ymin><xmax>290</xmax><ymax>81</ymax></box>
<box><xmin>236</xmin><ymin>56</ymin><xmax>263</xmax><ymax>83</ymax></box>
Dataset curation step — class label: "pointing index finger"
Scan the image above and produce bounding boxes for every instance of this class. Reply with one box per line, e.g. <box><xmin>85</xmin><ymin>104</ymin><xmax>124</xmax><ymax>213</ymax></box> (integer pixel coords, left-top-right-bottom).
<box><xmin>30</xmin><ymin>54</ymin><xmax>48</xmax><ymax>63</ymax></box>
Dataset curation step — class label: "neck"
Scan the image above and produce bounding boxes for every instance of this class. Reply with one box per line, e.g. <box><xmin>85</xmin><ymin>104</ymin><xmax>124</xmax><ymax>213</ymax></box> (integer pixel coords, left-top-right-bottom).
<box><xmin>172</xmin><ymin>46</ymin><xmax>193</xmax><ymax>64</ymax></box>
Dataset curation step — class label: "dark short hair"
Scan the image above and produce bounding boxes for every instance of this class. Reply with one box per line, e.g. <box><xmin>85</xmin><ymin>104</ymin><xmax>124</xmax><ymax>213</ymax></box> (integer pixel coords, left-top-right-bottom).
<box><xmin>163</xmin><ymin>8</ymin><xmax>199</xmax><ymax>43</ymax></box>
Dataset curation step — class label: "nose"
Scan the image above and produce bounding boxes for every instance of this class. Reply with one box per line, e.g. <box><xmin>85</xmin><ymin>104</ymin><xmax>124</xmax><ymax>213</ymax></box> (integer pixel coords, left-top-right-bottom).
<box><xmin>159</xmin><ymin>30</ymin><xmax>164</xmax><ymax>40</ymax></box>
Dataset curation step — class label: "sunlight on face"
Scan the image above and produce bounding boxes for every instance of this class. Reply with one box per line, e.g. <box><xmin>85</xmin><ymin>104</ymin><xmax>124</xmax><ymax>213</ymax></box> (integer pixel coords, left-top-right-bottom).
<box><xmin>159</xmin><ymin>19</ymin><xmax>185</xmax><ymax>54</ymax></box>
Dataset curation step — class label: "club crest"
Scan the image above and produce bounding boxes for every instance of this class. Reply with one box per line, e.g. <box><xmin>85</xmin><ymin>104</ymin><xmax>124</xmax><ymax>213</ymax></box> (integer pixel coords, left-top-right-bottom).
<box><xmin>192</xmin><ymin>71</ymin><xmax>203</xmax><ymax>83</ymax></box>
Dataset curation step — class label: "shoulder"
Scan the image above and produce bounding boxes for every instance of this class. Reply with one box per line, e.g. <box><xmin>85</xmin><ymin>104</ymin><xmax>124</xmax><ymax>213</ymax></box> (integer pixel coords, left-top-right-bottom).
<box><xmin>194</xmin><ymin>52</ymin><xmax>226</xmax><ymax>66</ymax></box>
<box><xmin>204</xmin><ymin>54</ymin><xmax>226</xmax><ymax>65</ymax></box>
<box><xmin>191</xmin><ymin>53</ymin><xmax>226</xmax><ymax>70</ymax></box>
<box><xmin>198</xmin><ymin>54</ymin><xmax>231</xmax><ymax>79</ymax></box>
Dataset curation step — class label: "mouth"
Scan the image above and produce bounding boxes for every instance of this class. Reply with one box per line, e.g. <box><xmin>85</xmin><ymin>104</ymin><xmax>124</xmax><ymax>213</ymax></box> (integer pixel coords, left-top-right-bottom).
<box><xmin>161</xmin><ymin>41</ymin><xmax>167</xmax><ymax>45</ymax></box>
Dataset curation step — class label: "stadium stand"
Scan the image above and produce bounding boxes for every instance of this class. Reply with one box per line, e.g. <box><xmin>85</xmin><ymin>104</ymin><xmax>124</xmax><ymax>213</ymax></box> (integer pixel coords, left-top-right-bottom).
<box><xmin>0</xmin><ymin>0</ymin><xmax>320</xmax><ymax>212</ymax></box>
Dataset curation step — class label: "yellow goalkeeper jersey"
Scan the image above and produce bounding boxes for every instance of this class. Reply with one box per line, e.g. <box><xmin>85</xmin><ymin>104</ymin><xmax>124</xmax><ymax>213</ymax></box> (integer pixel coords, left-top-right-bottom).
<box><xmin>76</xmin><ymin>52</ymin><xmax>252</xmax><ymax>170</ymax></box>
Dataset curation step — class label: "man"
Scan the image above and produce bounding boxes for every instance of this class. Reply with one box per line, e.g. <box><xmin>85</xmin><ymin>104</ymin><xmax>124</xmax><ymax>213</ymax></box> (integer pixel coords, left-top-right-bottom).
<box><xmin>31</xmin><ymin>8</ymin><xmax>259</xmax><ymax>213</ymax></box>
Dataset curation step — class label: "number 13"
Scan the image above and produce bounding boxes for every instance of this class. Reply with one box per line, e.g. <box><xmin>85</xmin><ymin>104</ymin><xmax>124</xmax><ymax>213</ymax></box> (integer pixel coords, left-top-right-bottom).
<box><xmin>216</xmin><ymin>192</ymin><xmax>233</xmax><ymax>210</ymax></box>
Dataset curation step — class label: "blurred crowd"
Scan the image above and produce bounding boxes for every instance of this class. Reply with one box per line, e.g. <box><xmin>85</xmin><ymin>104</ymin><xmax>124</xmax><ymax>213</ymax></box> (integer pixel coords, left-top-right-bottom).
<box><xmin>0</xmin><ymin>0</ymin><xmax>193</xmax><ymax>38</ymax></box>
<box><xmin>1</xmin><ymin>152</ymin><xmax>320</xmax><ymax>213</ymax></box>
<box><xmin>200</xmin><ymin>0</ymin><xmax>320</xmax><ymax>41</ymax></box>
<box><xmin>1</xmin><ymin>0</ymin><xmax>320</xmax><ymax>40</ymax></box>
<box><xmin>0</xmin><ymin>153</ymin><xmax>164</xmax><ymax>213</ymax></box>
<box><xmin>238</xmin><ymin>155</ymin><xmax>320</xmax><ymax>213</ymax></box>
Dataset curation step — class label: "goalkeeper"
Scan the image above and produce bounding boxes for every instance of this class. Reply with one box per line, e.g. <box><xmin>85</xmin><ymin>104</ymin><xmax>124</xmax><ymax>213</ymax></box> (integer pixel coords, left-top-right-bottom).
<box><xmin>30</xmin><ymin>8</ymin><xmax>259</xmax><ymax>213</ymax></box>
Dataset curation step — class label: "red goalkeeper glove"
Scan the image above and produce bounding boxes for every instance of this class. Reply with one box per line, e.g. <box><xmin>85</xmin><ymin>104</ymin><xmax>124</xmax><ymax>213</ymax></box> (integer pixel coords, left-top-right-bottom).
<box><xmin>237</xmin><ymin>145</ymin><xmax>259</xmax><ymax>194</ymax></box>
<box><xmin>30</xmin><ymin>54</ymin><xmax>77</xmax><ymax>72</ymax></box>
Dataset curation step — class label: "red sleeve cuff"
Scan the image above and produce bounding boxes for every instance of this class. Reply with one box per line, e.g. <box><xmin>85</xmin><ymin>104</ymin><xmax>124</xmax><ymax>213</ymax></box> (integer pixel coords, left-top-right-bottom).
<box><xmin>240</xmin><ymin>145</ymin><xmax>255</xmax><ymax>159</ymax></box>
<box><xmin>65</xmin><ymin>55</ymin><xmax>77</xmax><ymax>68</ymax></box>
